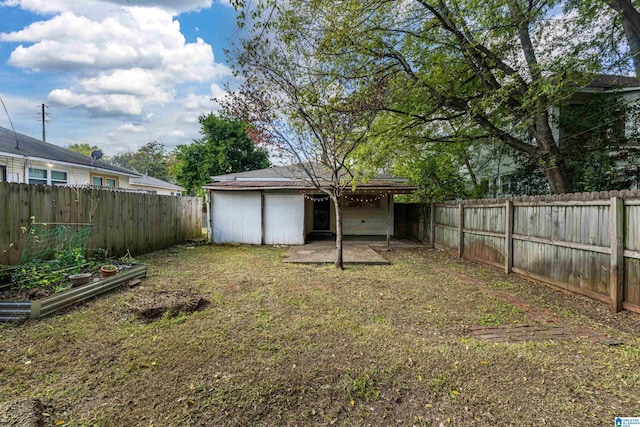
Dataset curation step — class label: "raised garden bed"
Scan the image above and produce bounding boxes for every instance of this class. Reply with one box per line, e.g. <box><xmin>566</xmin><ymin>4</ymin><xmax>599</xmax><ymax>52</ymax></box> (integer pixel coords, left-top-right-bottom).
<box><xmin>0</xmin><ymin>265</ymin><xmax>147</xmax><ymax>322</ymax></box>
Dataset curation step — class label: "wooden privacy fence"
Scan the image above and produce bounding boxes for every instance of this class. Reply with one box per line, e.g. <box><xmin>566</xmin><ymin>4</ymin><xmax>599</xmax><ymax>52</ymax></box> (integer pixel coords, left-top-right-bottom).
<box><xmin>0</xmin><ymin>182</ymin><xmax>202</xmax><ymax>265</ymax></box>
<box><xmin>406</xmin><ymin>190</ymin><xmax>640</xmax><ymax>313</ymax></box>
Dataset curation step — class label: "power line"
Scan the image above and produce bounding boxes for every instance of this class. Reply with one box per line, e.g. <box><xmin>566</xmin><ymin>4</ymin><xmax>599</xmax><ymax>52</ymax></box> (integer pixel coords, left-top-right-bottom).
<box><xmin>0</xmin><ymin>96</ymin><xmax>19</xmax><ymax>149</ymax></box>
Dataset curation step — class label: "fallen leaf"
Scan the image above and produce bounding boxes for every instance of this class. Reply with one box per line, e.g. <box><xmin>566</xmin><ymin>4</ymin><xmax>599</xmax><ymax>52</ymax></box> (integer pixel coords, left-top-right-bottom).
<box><xmin>55</xmin><ymin>420</ymin><xmax>65</xmax><ymax>426</ymax></box>
<box><xmin>480</xmin><ymin>360</ymin><xmax>489</xmax><ymax>365</ymax></box>
<box><xmin>451</xmin><ymin>390</ymin><xmax>460</xmax><ymax>396</ymax></box>
<box><xmin>350</xmin><ymin>399</ymin><xmax>355</xmax><ymax>406</ymax></box>
<box><xmin>425</xmin><ymin>403</ymin><xmax>433</xmax><ymax>408</ymax></box>
<box><xmin>418</xmin><ymin>375</ymin><xmax>423</xmax><ymax>381</ymax></box>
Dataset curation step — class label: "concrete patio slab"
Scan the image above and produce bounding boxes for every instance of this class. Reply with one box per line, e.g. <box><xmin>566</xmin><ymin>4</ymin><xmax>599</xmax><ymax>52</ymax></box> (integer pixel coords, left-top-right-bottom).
<box><xmin>283</xmin><ymin>245</ymin><xmax>390</xmax><ymax>265</ymax></box>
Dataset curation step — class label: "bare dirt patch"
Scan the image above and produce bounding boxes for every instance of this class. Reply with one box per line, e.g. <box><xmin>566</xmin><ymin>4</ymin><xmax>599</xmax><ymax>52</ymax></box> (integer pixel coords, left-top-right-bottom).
<box><xmin>124</xmin><ymin>288</ymin><xmax>209</xmax><ymax>321</ymax></box>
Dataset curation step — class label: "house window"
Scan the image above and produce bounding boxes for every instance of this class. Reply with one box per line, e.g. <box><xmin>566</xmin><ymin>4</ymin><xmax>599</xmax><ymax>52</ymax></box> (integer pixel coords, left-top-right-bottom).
<box><xmin>91</xmin><ymin>174</ymin><xmax>118</xmax><ymax>188</ymax></box>
<box><xmin>28</xmin><ymin>168</ymin><xmax>48</xmax><ymax>185</ymax></box>
<box><xmin>51</xmin><ymin>170</ymin><xmax>68</xmax><ymax>185</ymax></box>
<box><xmin>0</xmin><ymin>165</ymin><xmax>6</xmax><ymax>182</ymax></box>
<box><xmin>28</xmin><ymin>168</ymin><xmax>68</xmax><ymax>185</ymax></box>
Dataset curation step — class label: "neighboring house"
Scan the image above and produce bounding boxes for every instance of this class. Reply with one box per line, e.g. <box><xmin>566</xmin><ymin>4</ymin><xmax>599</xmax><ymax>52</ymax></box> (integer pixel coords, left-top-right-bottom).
<box><xmin>203</xmin><ymin>164</ymin><xmax>416</xmax><ymax>245</ymax></box>
<box><xmin>0</xmin><ymin>126</ymin><xmax>184</xmax><ymax>195</ymax></box>
<box><xmin>475</xmin><ymin>74</ymin><xmax>640</xmax><ymax>196</ymax></box>
<box><xmin>129</xmin><ymin>175</ymin><xmax>183</xmax><ymax>196</ymax></box>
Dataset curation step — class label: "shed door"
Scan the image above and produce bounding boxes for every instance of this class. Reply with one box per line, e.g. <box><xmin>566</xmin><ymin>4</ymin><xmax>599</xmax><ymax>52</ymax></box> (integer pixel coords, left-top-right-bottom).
<box><xmin>212</xmin><ymin>191</ymin><xmax>261</xmax><ymax>244</ymax></box>
<box><xmin>264</xmin><ymin>193</ymin><xmax>305</xmax><ymax>245</ymax></box>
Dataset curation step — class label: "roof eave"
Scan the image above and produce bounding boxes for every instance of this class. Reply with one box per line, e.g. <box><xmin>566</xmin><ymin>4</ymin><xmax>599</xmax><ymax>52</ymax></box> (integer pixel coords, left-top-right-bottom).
<box><xmin>0</xmin><ymin>151</ymin><xmax>141</xmax><ymax>177</ymax></box>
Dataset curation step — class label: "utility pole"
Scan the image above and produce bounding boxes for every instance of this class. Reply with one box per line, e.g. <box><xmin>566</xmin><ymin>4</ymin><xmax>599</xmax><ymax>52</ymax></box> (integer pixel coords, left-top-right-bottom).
<box><xmin>37</xmin><ymin>104</ymin><xmax>50</xmax><ymax>142</ymax></box>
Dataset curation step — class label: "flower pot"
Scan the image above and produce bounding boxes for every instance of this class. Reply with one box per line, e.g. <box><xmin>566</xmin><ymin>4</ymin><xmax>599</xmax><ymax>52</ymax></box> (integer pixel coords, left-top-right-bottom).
<box><xmin>100</xmin><ymin>265</ymin><xmax>118</xmax><ymax>278</ymax></box>
<box><xmin>69</xmin><ymin>273</ymin><xmax>92</xmax><ymax>287</ymax></box>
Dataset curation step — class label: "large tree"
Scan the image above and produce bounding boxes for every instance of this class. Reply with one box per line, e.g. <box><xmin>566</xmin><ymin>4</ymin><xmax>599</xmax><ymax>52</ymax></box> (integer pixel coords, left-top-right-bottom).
<box><xmin>172</xmin><ymin>113</ymin><xmax>270</xmax><ymax>196</ymax></box>
<box><xmin>234</xmin><ymin>0</ymin><xmax>622</xmax><ymax>194</ymax></box>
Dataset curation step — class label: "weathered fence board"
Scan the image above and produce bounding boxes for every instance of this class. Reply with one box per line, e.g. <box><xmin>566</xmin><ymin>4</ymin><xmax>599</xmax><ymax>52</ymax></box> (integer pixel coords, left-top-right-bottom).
<box><xmin>0</xmin><ymin>182</ymin><xmax>202</xmax><ymax>265</ymax></box>
<box><xmin>404</xmin><ymin>190</ymin><xmax>640</xmax><ymax>313</ymax></box>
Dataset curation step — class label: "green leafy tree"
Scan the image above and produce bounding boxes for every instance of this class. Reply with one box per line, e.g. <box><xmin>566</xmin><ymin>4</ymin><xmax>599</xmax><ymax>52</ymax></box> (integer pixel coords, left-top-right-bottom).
<box><xmin>172</xmin><ymin>114</ymin><xmax>270</xmax><ymax>196</ymax></box>
<box><xmin>108</xmin><ymin>141</ymin><xmax>172</xmax><ymax>181</ymax></box>
<box><xmin>67</xmin><ymin>143</ymin><xmax>100</xmax><ymax>157</ymax></box>
<box><xmin>232</xmin><ymin>0</ymin><xmax>627</xmax><ymax>194</ymax></box>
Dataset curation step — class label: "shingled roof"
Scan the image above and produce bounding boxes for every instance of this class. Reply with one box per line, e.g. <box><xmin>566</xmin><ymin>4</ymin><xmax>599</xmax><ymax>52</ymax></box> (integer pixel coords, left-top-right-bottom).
<box><xmin>0</xmin><ymin>126</ymin><xmax>140</xmax><ymax>176</ymax></box>
<box><xmin>204</xmin><ymin>163</ymin><xmax>415</xmax><ymax>193</ymax></box>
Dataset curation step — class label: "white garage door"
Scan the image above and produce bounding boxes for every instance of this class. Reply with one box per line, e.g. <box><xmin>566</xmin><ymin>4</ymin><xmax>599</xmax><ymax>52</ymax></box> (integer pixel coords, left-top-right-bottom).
<box><xmin>264</xmin><ymin>193</ymin><xmax>305</xmax><ymax>245</ymax></box>
<box><xmin>212</xmin><ymin>191</ymin><xmax>261</xmax><ymax>244</ymax></box>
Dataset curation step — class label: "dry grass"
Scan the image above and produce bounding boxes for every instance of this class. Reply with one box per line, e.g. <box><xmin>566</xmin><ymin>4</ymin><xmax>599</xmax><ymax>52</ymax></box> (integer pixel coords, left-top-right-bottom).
<box><xmin>1</xmin><ymin>245</ymin><xmax>640</xmax><ymax>426</ymax></box>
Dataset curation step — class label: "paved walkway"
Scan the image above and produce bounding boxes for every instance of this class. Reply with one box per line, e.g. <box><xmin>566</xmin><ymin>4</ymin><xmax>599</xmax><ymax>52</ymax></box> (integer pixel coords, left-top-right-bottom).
<box><xmin>282</xmin><ymin>238</ymin><xmax>423</xmax><ymax>265</ymax></box>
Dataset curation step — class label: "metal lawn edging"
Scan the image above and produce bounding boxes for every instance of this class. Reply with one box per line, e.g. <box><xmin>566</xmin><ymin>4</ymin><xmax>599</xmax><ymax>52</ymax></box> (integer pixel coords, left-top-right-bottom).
<box><xmin>0</xmin><ymin>265</ymin><xmax>147</xmax><ymax>322</ymax></box>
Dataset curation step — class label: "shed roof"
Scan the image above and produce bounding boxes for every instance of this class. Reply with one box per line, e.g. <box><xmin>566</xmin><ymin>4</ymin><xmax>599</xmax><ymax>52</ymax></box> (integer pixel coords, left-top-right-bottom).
<box><xmin>204</xmin><ymin>176</ymin><xmax>416</xmax><ymax>194</ymax></box>
<box><xmin>210</xmin><ymin>163</ymin><xmax>406</xmax><ymax>182</ymax></box>
<box><xmin>129</xmin><ymin>175</ymin><xmax>184</xmax><ymax>191</ymax></box>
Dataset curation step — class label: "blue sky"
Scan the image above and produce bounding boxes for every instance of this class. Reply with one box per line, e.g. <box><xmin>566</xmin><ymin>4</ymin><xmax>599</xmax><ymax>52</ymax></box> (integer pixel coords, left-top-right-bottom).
<box><xmin>0</xmin><ymin>0</ymin><xmax>240</xmax><ymax>155</ymax></box>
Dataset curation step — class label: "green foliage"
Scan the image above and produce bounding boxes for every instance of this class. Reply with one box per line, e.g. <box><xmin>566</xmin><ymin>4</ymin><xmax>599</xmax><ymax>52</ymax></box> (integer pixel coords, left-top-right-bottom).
<box><xmin>11</xmin><ymin>247</ymin><xmax>86</xmax><ymax>291</ymax></box>
<box><xmin>397</xmin><ymin>152</ymin><xmax>468</xmax><ymax>202</ymax></box>
<box><xmin>232</xmin><ymin>0</ymin><xmax>637</xmax><ymax>194</ymax></box>
<box><xmin>173</xmin><ymin>113</ymin><xmax>270</xmax><ymax>196</ymax></box>
<box><xmin>66</xmin><ymin>143</ymin><xmax>101</xmax><ymax>157</ymax></box>
<box><xmin>108</xmin><ymin>141</ymin><xmax>174</xmax><ymax>181</ymax></box>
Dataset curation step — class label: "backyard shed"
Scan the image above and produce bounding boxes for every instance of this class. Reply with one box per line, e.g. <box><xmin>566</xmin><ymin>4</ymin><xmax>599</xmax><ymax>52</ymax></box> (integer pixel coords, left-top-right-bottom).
<box><xmin>203</xmin><ymin>165</ymin><xmax>416</xmax><ymax>245</ymax></box>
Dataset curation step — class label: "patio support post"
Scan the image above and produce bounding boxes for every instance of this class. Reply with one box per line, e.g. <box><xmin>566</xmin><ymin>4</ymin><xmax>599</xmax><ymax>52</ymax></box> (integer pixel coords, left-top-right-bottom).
<box><xmin>386</xmin><ymin>192</ymin><xmax>391</xmax><ymax>247</ymax></box>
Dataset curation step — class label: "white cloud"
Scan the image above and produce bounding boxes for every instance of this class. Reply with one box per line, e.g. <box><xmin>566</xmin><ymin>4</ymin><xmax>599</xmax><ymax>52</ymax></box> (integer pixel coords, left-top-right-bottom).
<box><xmin>0</xmin><ymin>0</ymin><xmax>237</xmax><ymax>154</ymax></box>
<box><xmin>0</xmin><ymin>5</ymin><xmax>233</xmax><ymax>116</ymax></box>
<box><xmin>117</xmin><ymin>123</ymin><xmax>146</xmax><ymax>133</ymax></box>
<box><xmin>48</xmin><ymin>89</ymin><xmax>143</xmax><ymax>115</ymax></box>
<box><xmin>1</xmin><ymin>0</ymin><xmax>218</xmax><ymax>16</ymax></box>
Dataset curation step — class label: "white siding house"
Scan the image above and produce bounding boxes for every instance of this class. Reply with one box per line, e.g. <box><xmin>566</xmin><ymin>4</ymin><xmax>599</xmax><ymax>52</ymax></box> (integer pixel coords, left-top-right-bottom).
<box><xmin>0</xmin><ymin>126</ymin><xmax>184</xmax><ymax>195</ymax></box>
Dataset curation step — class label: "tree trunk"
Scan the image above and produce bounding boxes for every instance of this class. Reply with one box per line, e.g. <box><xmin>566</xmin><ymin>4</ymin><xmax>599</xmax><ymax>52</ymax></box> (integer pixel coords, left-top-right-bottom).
<box><xmin>331</xmin><ymin>192</ymin><xmax>344</xmax><ymax>270</ymax></box>
<box><xmin>534</xmin><ymin>108</ymin><xmax>574</xmax><ymax>194</ymax></box>
<box><xmin>608</xmin><ymin>0</ymin><xmax>640</xmax><ymax>76</ymax></box>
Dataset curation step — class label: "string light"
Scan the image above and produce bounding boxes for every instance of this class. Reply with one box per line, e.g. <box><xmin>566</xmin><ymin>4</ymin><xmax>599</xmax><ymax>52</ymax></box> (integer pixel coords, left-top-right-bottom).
<box><xmin>301</xmin><ymin>193</ymin><xmax>331</xmax><ymax>201</ymax></box>
<box><xmin>343</xmin><ymin>193</ymin><xmax>387</xmax><ymax>203</ymax></box>
<box><xmin>299</xmin><ymin>190</ymin><xmax>391</xmax><ymax>203</ymax></box>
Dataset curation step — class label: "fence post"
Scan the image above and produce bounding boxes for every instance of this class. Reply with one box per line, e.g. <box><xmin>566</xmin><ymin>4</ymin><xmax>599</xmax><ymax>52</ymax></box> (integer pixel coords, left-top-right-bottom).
<box><xmin>430</xmin><ymin>202</ymin><xmax>435</xmax><ymax>248</ymax></box>
<box><xmin>609</xmin><ymin>196</ymin><xmax>624</xmax><ymax>312</ymax></box>
<box><xmin>458</xmin><ymin>202</ymin><xmax>464</xmax><ymax>258</ymax></box>
<box><xmin>505</xmin><ymin>200</ymin><xmax>513</xmax><ymax>274</ymax></box>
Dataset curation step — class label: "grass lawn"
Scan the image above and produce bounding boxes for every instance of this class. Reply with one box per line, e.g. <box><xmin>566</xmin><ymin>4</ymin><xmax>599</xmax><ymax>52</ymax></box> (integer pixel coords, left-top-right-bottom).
<box><xmin>1</xmin><ymin>245</ymin><xmax>640</xmax><ymax>426</ymax></box>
